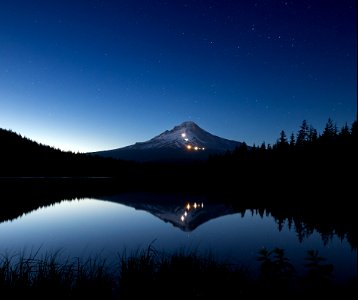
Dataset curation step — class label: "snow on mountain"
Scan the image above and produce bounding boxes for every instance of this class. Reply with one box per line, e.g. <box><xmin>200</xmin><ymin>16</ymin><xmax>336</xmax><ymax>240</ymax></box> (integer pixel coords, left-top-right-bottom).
<box><xmin>126</xmin><ymin>121</ymin><xmax>240</xmax><ymax>151</ymax></box>
<box><xmin>91</xmin><ymin>121</ymin><xmax>244</xmax><ymax>161</ymax></box>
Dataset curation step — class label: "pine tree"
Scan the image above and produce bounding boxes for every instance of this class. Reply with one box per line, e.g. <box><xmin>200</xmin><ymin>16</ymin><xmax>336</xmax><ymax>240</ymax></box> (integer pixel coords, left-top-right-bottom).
<box><xmin>279</xmin><ymin>130</ymin><xmax>288</xmax><ymax>145</ymax></box>
<box><xmin>289</xmin><ymin>133</ymin><xmax>295</xmax><ymax>148</ymax></box>
<box><xmin>339</xmin><ymin>123</ymin><xmax>350</xmax><ymax>138</ymax></box>
<box><xmin>308</xmin><ymin>125</ymin><xmax>318</xmax><ymax>143</ymax></box>
<box><xmin>322</xmin><ymin>118</ymin><xmax>336</xmax><ymax>139</ymax></box>
<box><xmin>277</xmin><ymin>130</ymin><xmax>289</xmax><ymax>152</ymax></box>
<box><xmin>296</xmin><ymin>120</ymin><xmax>309</xmax><ymax>145</ymax></box>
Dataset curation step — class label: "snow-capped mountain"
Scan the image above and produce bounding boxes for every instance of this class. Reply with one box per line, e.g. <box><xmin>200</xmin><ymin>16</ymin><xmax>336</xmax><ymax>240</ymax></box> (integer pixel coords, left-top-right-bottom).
<box><xmin>92</xmin><ymin>121</ymin><xmax>243</xmax><ymax>161</ymax></box>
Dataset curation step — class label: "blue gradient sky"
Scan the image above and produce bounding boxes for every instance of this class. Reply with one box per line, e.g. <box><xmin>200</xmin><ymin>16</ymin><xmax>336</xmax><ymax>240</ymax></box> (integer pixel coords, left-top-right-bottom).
<box><xmin>0</xmin><ymin>0</ymin><xmax>356</xmax><ymax>152</ymax></box>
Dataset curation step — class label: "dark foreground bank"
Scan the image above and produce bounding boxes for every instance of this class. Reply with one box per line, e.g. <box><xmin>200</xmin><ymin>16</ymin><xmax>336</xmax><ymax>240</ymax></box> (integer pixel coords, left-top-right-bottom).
<box><xmin>1</xmin><ymin>247</ymin><xmax>356</xmax><ymax>300</ymax></box>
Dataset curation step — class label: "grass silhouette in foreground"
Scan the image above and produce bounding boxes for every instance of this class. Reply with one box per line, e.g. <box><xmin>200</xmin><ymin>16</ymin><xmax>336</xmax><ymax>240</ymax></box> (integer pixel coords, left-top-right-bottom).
<box><xmin>0</xmin><ymin>246</ymin><xmax>356</xmax><ymax>299</ymax></box>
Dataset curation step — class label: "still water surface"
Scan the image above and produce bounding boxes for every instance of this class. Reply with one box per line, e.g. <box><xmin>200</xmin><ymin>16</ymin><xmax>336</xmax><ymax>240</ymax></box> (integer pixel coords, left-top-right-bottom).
<box><xmin>0</xmin><ymin>193</ymin><xmax>355</xmax><ymax>281</ymax></box>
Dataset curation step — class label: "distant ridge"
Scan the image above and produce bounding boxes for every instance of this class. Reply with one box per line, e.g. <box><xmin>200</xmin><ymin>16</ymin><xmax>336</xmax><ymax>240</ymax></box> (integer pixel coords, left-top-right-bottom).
<box><xmin>91</xmin><ymin>121</ymin><xmax>244</xmax><ymax>161</ymax></box>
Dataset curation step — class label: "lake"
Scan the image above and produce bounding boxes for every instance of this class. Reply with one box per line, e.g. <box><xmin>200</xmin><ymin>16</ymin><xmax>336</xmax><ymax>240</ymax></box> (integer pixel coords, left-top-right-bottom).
<box><xmin>0</xmin><ymin>192</ymin><xmax>356</xmax><ymax>281</ymax></box>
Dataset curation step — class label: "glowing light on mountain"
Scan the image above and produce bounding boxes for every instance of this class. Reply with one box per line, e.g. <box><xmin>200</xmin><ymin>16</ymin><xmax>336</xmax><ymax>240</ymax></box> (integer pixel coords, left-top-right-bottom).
<box><xmin>194</xmin><ymin>146</ymin><xmax>198</xmax><ymax>151</ymax></box>
<box><xmin>187</xmin><ymin>145</ymin><xmax>192</xmax><ymax>150</ymax></box>
<box><xmin>181</xmin><ymin>133</ymin><xmax>186</xmax><ymax>138</ymax></box>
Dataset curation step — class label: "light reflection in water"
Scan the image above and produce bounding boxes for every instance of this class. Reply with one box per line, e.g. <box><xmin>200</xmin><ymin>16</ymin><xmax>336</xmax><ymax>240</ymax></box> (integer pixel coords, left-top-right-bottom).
<box><xmin>180</xmin><ymin>202</ymin><xmax>204</xmax><ymax>223</ymax></box>
<box><xmin>0</xmin><ymin>196</ymin><xmax>355</xmax><ymax>282</ymax></box>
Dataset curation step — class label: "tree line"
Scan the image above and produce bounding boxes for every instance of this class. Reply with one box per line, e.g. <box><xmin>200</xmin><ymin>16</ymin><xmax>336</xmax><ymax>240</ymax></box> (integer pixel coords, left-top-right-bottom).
<box><xmin>1</xmin><ymin>118</ymin><xmax>356</xmax><ymax>196</ymax></box>
<box><xmin>210</xmin><ymin>118</ymin><xmax>357</xmax><ymax>163</ymax></box>
<box><xmin>1</xmin><ymin>120</ymin><xmax>357</xmax><ymax>248</ymax></box>
<box><xmin>0</xmin><ymin>128</ymin><xmax>135</xmax><ymax>177</ymax></box>
<box><xmin>206</xmin><ymin>118</ymin><xmax>357</xmax><ymax>195</ymax></box>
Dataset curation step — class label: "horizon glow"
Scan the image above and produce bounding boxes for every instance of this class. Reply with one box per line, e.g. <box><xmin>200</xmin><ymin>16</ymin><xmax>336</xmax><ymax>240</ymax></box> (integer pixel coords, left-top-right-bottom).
<box><xmin>0</xmin><ymin>1</ymin><xmax>356</xmax><ymax>152</ymax></box>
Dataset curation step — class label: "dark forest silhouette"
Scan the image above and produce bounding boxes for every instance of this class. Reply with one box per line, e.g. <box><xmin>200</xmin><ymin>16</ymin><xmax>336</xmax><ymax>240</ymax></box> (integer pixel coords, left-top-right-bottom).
<box><xmin>207</xmin><ymin>118</ymin><xmax>357</xmax><ymax>191</ymax></box>
<box><xmin>1</xmin><ymin>119</ymin><xmax>357</xmax><ymax>297</ymax></box>
<box><xmin>1</xmin><ymin>118</ymin><xmax>357</xmax><ymax>202</ymax></box>
<box><xmin>1</xmin><ymin>118</ymin><xmax>356</xmax><ymax>180</ymax></box>
<box><xmin>0</xmin><ymin>128</ymin><xmax>135</xmax><ymax>177</ymax></box>
<box><xmin>1</xmin><ymin>118</ymin><xmax>356</xmax><ymax>245</ymax></box>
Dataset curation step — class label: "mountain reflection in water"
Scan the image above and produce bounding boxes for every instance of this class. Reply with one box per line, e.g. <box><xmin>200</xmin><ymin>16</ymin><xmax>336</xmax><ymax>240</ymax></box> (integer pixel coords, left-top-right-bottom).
<box><xmin>102</xmin><ymin>193</ymin><xmax>235</xmax><ymax>232</ymax></box>
<box><xmin>0</xmin><ymin>191</ymin><xmax>356</xmax><ymax>282</ymax></box>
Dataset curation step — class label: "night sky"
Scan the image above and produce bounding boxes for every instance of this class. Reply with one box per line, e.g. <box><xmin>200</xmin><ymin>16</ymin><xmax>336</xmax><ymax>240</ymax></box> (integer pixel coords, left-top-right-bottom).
<box><xmin>0</xmin><ymin>0</ymin><xmax>356</xmax><ymax>152</ymax></box>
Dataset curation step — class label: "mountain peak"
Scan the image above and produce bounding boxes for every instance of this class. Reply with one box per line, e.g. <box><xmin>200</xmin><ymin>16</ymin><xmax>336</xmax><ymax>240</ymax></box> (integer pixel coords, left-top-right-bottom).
<box><xmin>92</xmin><ymin>122</ymin><xmax>244</xmax><ymax>161</ymax></box>
<box><xmin>179</xmin><ymin>121</ymin><xmax>198</xmax><ymax>127</ymax></box>
<box><xmin>173</xmin><ymin>121</ymin><xmax>201</xmax><ymax>133</ymax></box>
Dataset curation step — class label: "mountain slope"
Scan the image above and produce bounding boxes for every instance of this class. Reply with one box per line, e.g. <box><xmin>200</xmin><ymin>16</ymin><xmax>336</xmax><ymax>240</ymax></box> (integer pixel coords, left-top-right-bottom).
<box><xmin>92</xmin><ymin>121</ymin><xmax>243</xmax><ymax>161</ymax></box>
